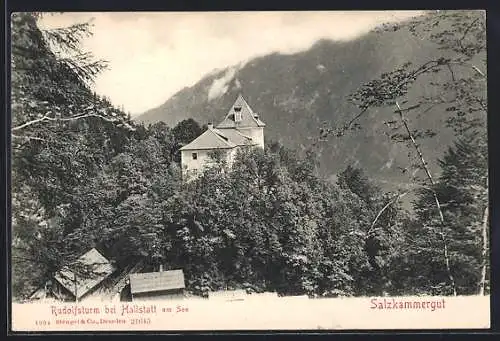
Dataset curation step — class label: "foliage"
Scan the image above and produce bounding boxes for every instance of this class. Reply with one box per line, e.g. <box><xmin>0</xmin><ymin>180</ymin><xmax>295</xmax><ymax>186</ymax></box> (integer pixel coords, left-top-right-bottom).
<box><xmin>11</xmin><ymin>13</ymin><xmax>135</xmax><ymax>298</ymax></box>
<box><xmin>169</xmin><ymin>118</ymin><xmax>204</xmax><ymax>163</ymax></box>
<box><xmin>405</xmin><ymin>136</ymin><xmax>489</xmax><ymax>294</ymax></box>
<box><xmin>328</xmin><ymin>10</ymin><xmax>488</xmax><ymax>295</ymax></box>
<box><xmin>11</xmin><ymin>11</ymin><xmax>489</xmax><ymax>301</ymax></box>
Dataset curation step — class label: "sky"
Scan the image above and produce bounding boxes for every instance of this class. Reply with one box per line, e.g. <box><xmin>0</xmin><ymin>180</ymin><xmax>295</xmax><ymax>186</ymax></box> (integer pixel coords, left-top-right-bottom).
<box><xmin>39</xmin><ymin>11</ymin><xmax>425</xmax><ymax>115</ymax></box>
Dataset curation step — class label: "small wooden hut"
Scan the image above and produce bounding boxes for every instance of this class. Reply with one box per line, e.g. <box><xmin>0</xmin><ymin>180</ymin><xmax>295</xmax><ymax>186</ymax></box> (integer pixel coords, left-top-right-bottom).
<box><xmin>129</xmin><ymin>269</ymin><xmax>185</xmax><ymax>301</ymax></box>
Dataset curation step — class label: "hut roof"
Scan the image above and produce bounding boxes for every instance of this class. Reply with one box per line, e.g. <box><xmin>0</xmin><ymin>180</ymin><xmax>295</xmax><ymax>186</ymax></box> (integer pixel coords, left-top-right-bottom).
<box><xmin>53</xmin><ymin>248</ymin><xmax>115</xmax><ymax>299</ymax></box>
<box><xmin>129</xmin><ymin>269</ymin><xmax>185</xmax><ymax>294</ymax></box>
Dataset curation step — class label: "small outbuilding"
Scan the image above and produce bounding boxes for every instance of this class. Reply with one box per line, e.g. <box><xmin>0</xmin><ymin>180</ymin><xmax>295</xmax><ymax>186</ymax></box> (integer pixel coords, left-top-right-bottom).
<box><xmin>29</xmin><ymin>248</ymin><xmax>116</xmax><ymax>302</ymax></box>
<box><xmin>129</xmin><ymin>269</ymin><xmax>185</xmax><ymax>301</ymax></box>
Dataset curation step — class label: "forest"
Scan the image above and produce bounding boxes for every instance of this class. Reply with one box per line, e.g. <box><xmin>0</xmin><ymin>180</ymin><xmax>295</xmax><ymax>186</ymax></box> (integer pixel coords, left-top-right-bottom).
<box><xmin>10</xmin><ymin>11</ymin><xmax>488</xmax><ymax>301</ymax></box>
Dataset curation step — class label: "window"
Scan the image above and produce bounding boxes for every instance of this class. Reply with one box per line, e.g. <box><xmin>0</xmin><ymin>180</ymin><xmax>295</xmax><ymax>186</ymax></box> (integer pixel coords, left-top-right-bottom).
<box><xmin>234</xmin><ymin>106</ymin><xmax>242</xmax><ymax>122</ymax></box>
<box><xmin>192</xmin><ymin>152</ymin><xmax>198</xmax><ymax>160</ymax></box>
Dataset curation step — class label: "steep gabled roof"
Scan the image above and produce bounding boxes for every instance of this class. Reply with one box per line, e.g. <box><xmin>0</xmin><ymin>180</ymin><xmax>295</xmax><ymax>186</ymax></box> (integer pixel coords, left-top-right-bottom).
<box><xmin>179</xmin><ymin>127</ymin><xmax>236</xmax><ymax>151</ymax></box>
<box><xmin>216</xmin><ymin>94</ymin><xmax>266</xmax><ymax>129</ymax></box>
<box><xmin>213</xmin><ymin>128</ymin><xmax>254</xmax><ymax>146</ymax></box>
<box><xmin>53</xmin><ymin>248</ymin><xmax>115</xmax><ymax>300</ymax></box>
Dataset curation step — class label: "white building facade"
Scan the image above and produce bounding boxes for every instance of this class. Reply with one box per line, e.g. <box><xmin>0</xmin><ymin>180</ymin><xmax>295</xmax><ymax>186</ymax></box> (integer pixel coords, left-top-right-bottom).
<box><xmin>180</xmin><ymin>94</ymin><xmax>265</xmax><ymax>181</ymax></box>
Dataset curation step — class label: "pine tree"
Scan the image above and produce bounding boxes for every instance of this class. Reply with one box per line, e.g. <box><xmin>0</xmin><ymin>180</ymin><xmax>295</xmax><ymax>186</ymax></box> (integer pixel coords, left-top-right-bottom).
<box><xmin>10</xmin><ymin>13</ymin><xmax>136</xmax><ymax>299</ymax></box>
<box><xmin>411</xmin><ymin>135</ymin><xmax>488</xmax><ymax>294</ymax></box>
<box><xmin>320</xmin><ymin>10</ymin><xmax>486</xmax><ymax>296</ymax></box>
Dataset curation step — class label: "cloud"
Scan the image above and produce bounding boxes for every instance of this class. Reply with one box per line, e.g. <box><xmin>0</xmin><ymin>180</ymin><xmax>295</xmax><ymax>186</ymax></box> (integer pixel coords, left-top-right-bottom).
<box><xmin>38</xmin><ymin>11</ymin><xmax>425</xmax><ymax>115</ymax></box>
<box><xmin>207</xmin><ymin>67</ymin><xmax>238</xmax><ymax>101</ymax></box>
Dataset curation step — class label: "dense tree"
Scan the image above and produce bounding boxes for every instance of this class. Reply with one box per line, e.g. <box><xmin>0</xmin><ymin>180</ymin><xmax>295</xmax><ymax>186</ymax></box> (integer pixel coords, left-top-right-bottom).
<box><xmin>167</xmin><ymin>118</ymin><xmax>205</xmax><ymax>163</ymax></box>
<box><xmin>408</xmin><ymin>135</ymin><xmax>488</xmax><ymax>295</ymax></box>
<box><xmin>319</xmin><ymin>10</ymin><xmax>487</xmax><ymax>296</ymax></box>
<box><xmin>142</xmin><ymin>146</ymin><xmax>406</xmax><ymax>297</ymax></box>
<box><xmin>11</xmin><ymin>13</ymin><xmax>135</xmax><ymax>299</ymax></box>
<box><xmin>11</xmin><ymin>11</ymin><xmax>488</xmax><ymax>301</ymax></box>
<box><xmin>336</xmin><ymin>166</ymin><xmax>409</xmax><ymax>296</ymax></box>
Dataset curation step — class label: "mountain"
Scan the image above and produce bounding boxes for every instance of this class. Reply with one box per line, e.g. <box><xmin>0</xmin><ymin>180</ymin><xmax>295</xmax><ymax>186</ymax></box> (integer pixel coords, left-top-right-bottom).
<box><xmin>136</xmin><ymin>16</ymin><xmax>481</xmax><ymax>193</ymax></box>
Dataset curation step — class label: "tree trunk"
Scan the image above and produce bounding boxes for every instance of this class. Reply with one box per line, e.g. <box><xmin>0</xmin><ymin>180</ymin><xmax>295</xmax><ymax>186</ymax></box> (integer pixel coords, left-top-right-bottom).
<box><xmin>396</xmin><ymin>102</ymin><xmax>457</xmax><ymax>296</ymax></box>
<box><xmin>368</xmin><ymin>190</ymin><xmax>409</xmax><ymax>238</ymax></box>
<box><xmin>479</xmin><ymin>205</ymin><xmax>489</xmax><ymax>295</ymax></box>
<box><xmin>74</xmin><ymin>272</ymin><xmax>78</xmax><ymax>303</ymax></box>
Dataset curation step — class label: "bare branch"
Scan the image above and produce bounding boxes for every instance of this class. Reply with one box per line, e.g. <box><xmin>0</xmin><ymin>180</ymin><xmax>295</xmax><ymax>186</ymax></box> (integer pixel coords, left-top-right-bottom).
<box><xmin>457</xmin><ymin>18</ymin><xmax>480</xmax><ymax>51</ymax></box>
<box><xmin>447</xmin><ymin>61</ymin><xmax>486</xmax><ymax>78</ymax></box>
<box><xmin>479</xmin><ymin>175</ymin><xmax>489</xmax><ymax>296</ymax></box>
<box><xmin>12</xmin><ymin>134</ymin><xmax>46</xmax><ymax>141</ymax></box>
<box><xmin>472</xmin><ymin>65</ymin><xmax>485</xmax><ymax>77</ymax></box>
<box><xmin>479</xmin><ymin>205</ymin><xmax>489</xmax><ymax>295</ymax></box>
<box><xmin>318</xmin><ymin>58</ymin><xmax>449</xmax><ymax>145</ymax></box>
<box><xmin>12</xmin><ymin>111</ymin><xmax>134</xmax><ymax>132</ymax></box>
<box><xmin>394</xmin><ymin>104</ymin><xmax>421</xmax><ymax>112</ymax></box>
<box><xmin>447</xmin><ymin>63</ymin><xmax>456</xmax><ymax>82</ymax></box>
<box><xmin>396</xmin><ymin>101</ymin><xmax>457</xmax><ymax>296</ymax></box>
<box><xmin>343</xmin><ymin>107</ymin><xmax>369</xmax><ymax>131</ymax></box>
<box><xmin>12</xmin><ymin>111</ymin><xmax>53</xmax><ymax>131</ymax></box>
<box><xmin>367</xmin><ymin>190</ymin><xmax>410</xmax><ymax>238</ymax></box>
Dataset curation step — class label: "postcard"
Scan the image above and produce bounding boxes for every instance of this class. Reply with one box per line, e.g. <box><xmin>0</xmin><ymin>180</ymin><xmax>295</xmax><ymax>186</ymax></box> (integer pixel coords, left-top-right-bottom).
<box><xmin>9</xmin><ymin>10</ymin><xmax>490</xmax><ymax>332</ymax></box>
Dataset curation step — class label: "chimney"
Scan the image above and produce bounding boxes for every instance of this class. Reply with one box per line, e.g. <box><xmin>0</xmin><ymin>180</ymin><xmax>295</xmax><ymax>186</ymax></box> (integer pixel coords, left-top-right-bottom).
<box><xmin>208</xmin><ymin>123</ymin><xmax>213</xmax><ymax>129</ymax></box>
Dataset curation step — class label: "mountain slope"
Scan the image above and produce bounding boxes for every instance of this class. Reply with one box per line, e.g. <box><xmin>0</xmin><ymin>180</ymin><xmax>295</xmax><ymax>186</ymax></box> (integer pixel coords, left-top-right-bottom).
<box><xmin>136</xmin><ymin>20</ymin><xmax>478</xmax><ymax>192</ymax></box>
